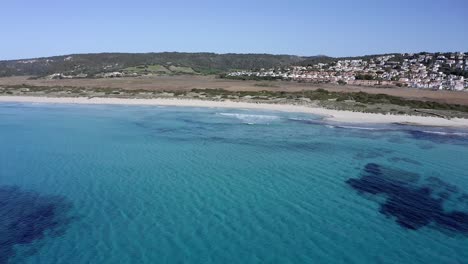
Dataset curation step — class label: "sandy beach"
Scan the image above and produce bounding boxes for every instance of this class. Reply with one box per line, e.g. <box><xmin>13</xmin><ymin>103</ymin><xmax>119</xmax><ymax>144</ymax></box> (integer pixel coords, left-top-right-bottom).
<box><xmin>1</xmin><ymin>95</ymin><xmax>468</xmax><ymax>128</ymax></box>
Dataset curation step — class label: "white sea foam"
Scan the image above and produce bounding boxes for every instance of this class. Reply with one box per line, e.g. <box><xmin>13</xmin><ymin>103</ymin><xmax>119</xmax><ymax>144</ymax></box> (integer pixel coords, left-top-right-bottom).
<box><xmin>288</xmin><ymin>117</ymin><xmax>321</xmax><ymax>122</ymax></box>
<box><xmin>335</xmin><ymin>125</ymin><xmax>383</xmax><ymax>131</ymax></box>
<box><xmin>217</xmin><ymin>113</ymin><xmax>280</xmax><ymax>124</ymax></box>
<box><xmin>289</xmin><ymin>117</ymin><xmax>311</xmax><ymax>121</ymax></box>
<box><xmin>420</xmin><ymin>130</ymin><xmax>468</xmax><ymax>137</ymax></box>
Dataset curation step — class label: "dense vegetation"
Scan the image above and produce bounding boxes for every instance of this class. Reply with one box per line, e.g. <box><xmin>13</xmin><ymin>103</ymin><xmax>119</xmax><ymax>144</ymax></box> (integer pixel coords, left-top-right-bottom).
<box><xmin>355</xmin><ymin>74</ymin><xmax>375</xmax><ymax>80</ymax></box>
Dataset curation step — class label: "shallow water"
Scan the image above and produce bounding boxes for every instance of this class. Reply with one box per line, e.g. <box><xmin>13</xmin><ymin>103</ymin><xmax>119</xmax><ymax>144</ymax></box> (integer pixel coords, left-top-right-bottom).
<box><xmin>0</xmin><ymin>102</ymin><xmax>467</xmax><ymax>263</ymax></box>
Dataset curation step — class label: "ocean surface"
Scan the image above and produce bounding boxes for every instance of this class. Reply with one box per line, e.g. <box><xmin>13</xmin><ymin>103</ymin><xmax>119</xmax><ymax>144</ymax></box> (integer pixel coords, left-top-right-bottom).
<box><xmin>0</xmin><ymin>102</ymin><xmax>467</xmax><ymax>264</ymax></box>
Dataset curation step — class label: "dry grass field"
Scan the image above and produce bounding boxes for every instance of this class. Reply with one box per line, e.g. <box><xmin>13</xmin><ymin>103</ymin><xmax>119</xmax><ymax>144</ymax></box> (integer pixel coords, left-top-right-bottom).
<box><xmin>2</xmin><ymin>75</ymin><xmax>468</xmax><ymax>105</ymax></box>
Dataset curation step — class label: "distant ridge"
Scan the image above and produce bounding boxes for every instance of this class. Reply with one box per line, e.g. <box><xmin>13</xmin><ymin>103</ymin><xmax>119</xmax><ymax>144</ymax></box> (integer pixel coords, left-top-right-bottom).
<box><xmin>0</xmin><ymin>51</ymin><xmax>465</xmax><ymax>78</ymax></box>
<box><xmin>0</xmin><ymin>52</ymin><xmax>331</xmax><ymax>77</ymax></box>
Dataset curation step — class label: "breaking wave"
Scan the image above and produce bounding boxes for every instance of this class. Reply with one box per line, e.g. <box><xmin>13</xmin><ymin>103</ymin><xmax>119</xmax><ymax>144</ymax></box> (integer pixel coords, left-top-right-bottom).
<box><xmin>419</xmin><ymin>130</ymin><xmax>468</xmax><ymax>137</ymax></box>
<box><xmin>335</xmin><ymin>125</ymin><xmax>384</xmax><ymax>131</ymax></box>
<box><xmin>217</xmin><ymin>113</ymin><xmax>281</xmax><ymax>124</ymax></box>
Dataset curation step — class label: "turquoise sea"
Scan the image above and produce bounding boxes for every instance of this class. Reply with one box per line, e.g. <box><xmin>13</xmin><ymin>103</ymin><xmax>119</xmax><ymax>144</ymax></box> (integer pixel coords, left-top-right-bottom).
<box><xmin>0</xmin><ymin>102</ymin><xmax>467</xmax><ymax>263</ymax></box>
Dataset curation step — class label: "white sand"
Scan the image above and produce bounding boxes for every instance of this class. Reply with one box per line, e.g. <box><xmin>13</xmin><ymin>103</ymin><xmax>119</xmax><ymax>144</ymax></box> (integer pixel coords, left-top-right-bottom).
<box><xmin>1</xmin><ymin>95</ymin><xmax>468</xmax><ymax>128</ymax></box>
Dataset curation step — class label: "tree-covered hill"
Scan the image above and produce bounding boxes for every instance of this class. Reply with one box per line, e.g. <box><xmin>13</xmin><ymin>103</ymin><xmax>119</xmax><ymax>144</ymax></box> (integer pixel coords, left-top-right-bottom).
<box><xmin>0</xmin><ymin>52</ymin><xmax>330</xmax><ymax>77</ymax></box>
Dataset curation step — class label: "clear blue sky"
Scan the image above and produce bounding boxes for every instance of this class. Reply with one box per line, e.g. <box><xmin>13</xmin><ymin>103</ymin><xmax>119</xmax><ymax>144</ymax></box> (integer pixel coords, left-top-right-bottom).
<box><xmin>1</xmin><ymin>0</ymin><xmax>467</xmax><ymax>60</ymax></box>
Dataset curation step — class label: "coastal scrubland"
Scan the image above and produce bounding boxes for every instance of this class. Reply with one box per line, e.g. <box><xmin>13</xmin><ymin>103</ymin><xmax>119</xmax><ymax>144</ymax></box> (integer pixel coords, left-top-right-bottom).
<box><xmin>2</xmin><ymin>75</ymin><xmax>468</xmax><ymax>119</ymax></box>
<box><xmin>1</xmin><ymin>75</ymin><xmax>468</xmax><ymax>104</ymax></box>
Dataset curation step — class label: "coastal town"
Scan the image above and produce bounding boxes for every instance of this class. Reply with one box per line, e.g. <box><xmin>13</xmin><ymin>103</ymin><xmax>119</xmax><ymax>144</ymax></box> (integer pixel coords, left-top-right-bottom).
<box><xmin>227</xmin><ymin>52</ymin><xmax>468</xmax><ymax>91</ymax></box>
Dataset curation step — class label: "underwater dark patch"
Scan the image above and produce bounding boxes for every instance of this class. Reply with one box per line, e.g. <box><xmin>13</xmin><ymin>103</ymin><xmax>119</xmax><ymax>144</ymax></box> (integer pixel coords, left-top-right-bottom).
<box><xmin>354</xmin><ymin>148</ymin><xmax>394</xmax><ymax>160</ymax></box>
<box><xmin>133</xmin><ymin>120</ymin><xmax>180</xmax><ymax>134</ymax></box>
<box><xmin>388</xmin><ymin>157</ymin><xmax>422</xmax><ymax>166</ymax></box>
<box><xmin>0</xmin><ymin>186</ymin><xmax>74</xmax><ymax>264</ymax></box>
<box><xmin>346</xmin><ymin>163</ymin><xmax>468</xmax><ymax>234</ymax></box>
<box><xmin>222</xmin><ymin>137</ymin><xmax>332</xmax><ymax>153</ymax></box>
<box><xmin>354</xmin><ymin>151</ymin><xmax>382</xmax><ymax>160</ymax></box>
<box><xmin>287</xmin><ymin>118</ymin><xmax>324</xmax><ymax>126</ymax></box>
<box><xmin>458</xmin><ymin>194</ymin><xmax>468</xmax><ymax>203</ymax></box>
<box><xmin>406</xmin><ymin>130</ymin><xmax>468</xmax><ymax>146</ymax></box>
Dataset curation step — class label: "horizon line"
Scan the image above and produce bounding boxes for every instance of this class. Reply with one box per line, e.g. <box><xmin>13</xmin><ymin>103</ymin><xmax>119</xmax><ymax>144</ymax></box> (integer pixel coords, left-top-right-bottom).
<box><xmin>2</xmin><ymin>50</ymin><xmax>467</xmax><ymax>62</ymax></box>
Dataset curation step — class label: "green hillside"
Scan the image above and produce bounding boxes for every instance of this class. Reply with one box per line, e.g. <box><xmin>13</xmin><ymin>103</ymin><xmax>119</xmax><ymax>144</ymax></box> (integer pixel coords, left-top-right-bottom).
<box><xmin>0</xmin><ymin>52</ymin><xmax>322</xmax><ymax>77</ymax></box>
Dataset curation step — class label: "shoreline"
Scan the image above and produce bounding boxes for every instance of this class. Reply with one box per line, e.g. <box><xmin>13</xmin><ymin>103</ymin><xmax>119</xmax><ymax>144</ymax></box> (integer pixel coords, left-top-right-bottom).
<box><xmin>1</xmin><ymin>95</ymin><xmax>468</xmax><ymax>128</ymax></box>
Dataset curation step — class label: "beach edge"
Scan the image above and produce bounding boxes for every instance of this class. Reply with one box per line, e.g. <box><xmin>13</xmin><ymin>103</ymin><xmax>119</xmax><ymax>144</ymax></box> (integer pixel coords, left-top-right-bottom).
<box><xmin>1</xmin><ymin>95</ymin><xmax>468</xmax><ymax>128</ymax></box>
